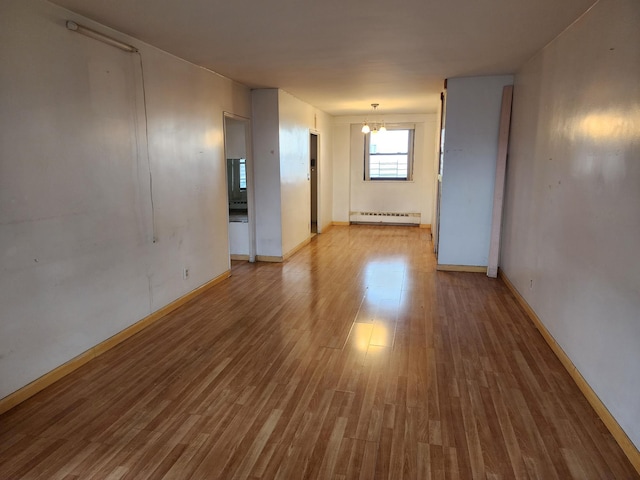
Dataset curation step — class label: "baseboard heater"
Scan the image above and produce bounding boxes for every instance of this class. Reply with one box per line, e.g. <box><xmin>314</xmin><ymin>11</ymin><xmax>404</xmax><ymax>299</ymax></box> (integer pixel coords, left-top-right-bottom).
<box><xmin>350</xmin><ymin>211</ymin><xmax>421</xmax><ymax>225</ymax></box>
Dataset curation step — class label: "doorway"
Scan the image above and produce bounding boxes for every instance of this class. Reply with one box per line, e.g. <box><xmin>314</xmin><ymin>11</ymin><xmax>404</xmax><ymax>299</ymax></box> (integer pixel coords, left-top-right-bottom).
<box><xmin>310</xmin><ymin>132</ymin><xmax>319</xmax><ymax>234</ymax></box>
<box><xmin>224</xmin><ymin>113</ymin><xmax>255</xmax><ymax>262</ymax></box>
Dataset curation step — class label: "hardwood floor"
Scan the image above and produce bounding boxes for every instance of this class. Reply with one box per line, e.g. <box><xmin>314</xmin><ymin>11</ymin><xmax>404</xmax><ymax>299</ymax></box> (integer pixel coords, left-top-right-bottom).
<box><xmin>0</xmin><ymin>225</ymin><xmax>637</xmax><ymax>479</ymax></box>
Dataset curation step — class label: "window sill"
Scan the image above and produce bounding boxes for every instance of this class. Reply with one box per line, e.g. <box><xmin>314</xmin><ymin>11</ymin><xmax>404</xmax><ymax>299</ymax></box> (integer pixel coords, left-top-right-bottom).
<box><xmin>362</xmin><ymin>180</ymin><xmax>416</xmax><ymax>183</ymax></box>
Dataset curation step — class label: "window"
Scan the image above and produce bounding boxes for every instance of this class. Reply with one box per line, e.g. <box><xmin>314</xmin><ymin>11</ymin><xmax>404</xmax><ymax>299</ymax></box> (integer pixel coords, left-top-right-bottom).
<box><xmin>365</xmin><ymin>129</ymin><xmax>415</xmax><ymax>181</ymax></box>
<box><xmin>239</xmin><ymin>158</ymin><xmax>247</xmax><ymax>190</ymax></box>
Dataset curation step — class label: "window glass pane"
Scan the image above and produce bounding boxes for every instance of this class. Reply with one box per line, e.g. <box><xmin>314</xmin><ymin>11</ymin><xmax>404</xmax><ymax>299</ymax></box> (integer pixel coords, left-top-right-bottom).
<box><xmin>370</xmin><ymin>154</ymin><xmax>408</xmax><ymax>179</ymax></box>
<box><xmin>239</xmin><ymin>159</ymin><xmax>247</xmax><ymax>189</ymax></box>
<box><xmin>370</xmin><ymin>130</ymin><xmax>409</xmax><ymax>154</ymax></box>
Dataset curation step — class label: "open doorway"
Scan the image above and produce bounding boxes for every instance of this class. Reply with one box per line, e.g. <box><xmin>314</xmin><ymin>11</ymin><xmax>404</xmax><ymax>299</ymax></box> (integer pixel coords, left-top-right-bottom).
<box><xmin>224</xmin><ymin>113</ymin><xmax>255</xmax><ymax>262</ymax></box>
<box><xmin>310</xmin><ymin>132</ymin><xmax>319</xmax><ymax>234</ymax></box>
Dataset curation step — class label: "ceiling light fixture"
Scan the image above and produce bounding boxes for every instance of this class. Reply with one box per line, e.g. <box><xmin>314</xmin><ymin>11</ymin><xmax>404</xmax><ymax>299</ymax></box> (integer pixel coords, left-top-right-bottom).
<box><xmin>361</xmin><ymin>103</ymin><xmax>386</xmax><ymax>135</ymax></box>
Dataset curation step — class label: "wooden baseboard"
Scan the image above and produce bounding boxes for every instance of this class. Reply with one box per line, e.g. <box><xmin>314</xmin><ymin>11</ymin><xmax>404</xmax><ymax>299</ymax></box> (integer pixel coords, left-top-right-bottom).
<box><xmin>419</xmin><ymin>223</ymin><xmax>432</xmax><ymax>230</ymax></box>
<box><xmin>230</xmin><ymin>254</ymin><xmax>249</xmax><ymax>261</ymax></box>
<box><xmin>318</xmin><ymin>222</ymin><xmax>332</xmax><ymax>233</ymax></box>
<box><xmin>284</xmin><ymin>237</ymin><xmax>311</xmax><ymax>261</ymax></box>
<box><xmin>0</xmin><ymin>270</ymin><xmax>231</xmax><ymax>416</ymax></box>
<box><xmin>332</xmin><ymin>221</ymin><xmax>350</xmax><ymax>226</ymax></box>
<box><xmin>436</xmin><ymin>264</ymin><xmax>487</xmax><ymax>273</ymax></box>
<box><xmin>499</xmin><ymin>270</ymin><xmax>640</xmax><ymax>475</ymax></box>
<box><xmin>255</xmin><ymin>255</ymin><xmax>284</xmax><ymax>263</ymax></box>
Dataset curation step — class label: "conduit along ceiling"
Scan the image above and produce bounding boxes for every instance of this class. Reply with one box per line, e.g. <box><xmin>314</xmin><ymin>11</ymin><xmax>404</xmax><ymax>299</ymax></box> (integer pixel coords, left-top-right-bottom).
<box><xmin>52</xmin><ymin>0</ymin><xmax>597</xmax><ymax>115</ymax></box>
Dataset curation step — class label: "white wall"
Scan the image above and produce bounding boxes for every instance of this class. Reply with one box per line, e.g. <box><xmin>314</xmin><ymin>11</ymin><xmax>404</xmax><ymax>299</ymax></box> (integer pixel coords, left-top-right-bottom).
<box><xmin>251</xmin><ymin>89</ymin><xmax>283</xmax><ymax>257</ymax></box>
<box><xmin>0</xmin><ymin>0</ymin><xmax>251</xmax><ymax>400</ymax></box>
<box><xmin>278</xmin><ymin>91</ymin><xmax>313</xmax><ymax>254</ymax></box>
<box><xmin>315</xmin><ymin>110</ymin><xmax>334</xmax><ymax>233</ymax></box>
<box><xmin>332</xmin><ymin>124</ymin><xmax>351</xmax><ymax>223</ymax></box>
<box><xmin>332</xmin><ymin>114</ymin><xmax>437</xmax><ymax>225</ymax></box>
<box><xmin>252</xmin><ymin>89</ymin><xmax>333</xmax><ymax>258</ymax></box>
<box><xmin>279</xmin><ymin>91</ymin><xmax>335</xmax><ymax>251</ymax></box>
<box><xmin>502</xmin><ymin>0</ymin><xmax>640</xmax><ymax>449</ymax></box>
<box><xmin>438</xmin><ymin>75</ymin><xmax>514</xmax><ymax>266</ymax></box>
<box><xmin>229</xmin><ymin>223</ymin><xmax>250</xmax><ymax>256</ymax></box>
<box><xmin>225</xmin><ymin>119</ymin><xmax>247</xmax><ymax>159</ymax></box>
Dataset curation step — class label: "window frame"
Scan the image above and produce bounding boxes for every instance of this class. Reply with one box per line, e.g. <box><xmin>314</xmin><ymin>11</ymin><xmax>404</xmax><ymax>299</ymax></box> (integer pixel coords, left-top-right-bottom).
<box><xmin>363</xmin><ymin>127</ymin><xmax>415</xmax><ymax>182</ymax></box>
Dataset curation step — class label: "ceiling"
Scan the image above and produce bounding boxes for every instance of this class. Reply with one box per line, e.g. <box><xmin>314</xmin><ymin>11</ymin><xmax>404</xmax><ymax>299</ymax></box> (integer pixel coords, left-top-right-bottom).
<box><xmin>51</xmin><ymin>0</ymin><xmax>596</xmax><ymax>115</ymax></box>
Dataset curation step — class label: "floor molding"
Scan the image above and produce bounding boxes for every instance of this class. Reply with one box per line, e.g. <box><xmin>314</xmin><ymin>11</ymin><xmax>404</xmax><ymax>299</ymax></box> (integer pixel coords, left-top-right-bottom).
<box><xmin>419</xmin><ymin>223</ymin><xmax>432</xmax><ymax>230</ymax></box>
<box><xmin>230</xmin><ymin>254</ymin><xmax>249</xmax><ymax>261</ymax></box>
<box><xmin>499</xmin><ymin>269</ymin><xmax>640</xmax><ymax>475</ymax></box>
<box><xmin>283</xmin><ymin>237</ymin><xmax>311</xmax><ymax>261</ymax></box>
<box><xmin>436</xmin><ymin>264</ymin><xmax>487</xmax><ymax>273</ymax></box>
<box><xmin>0</xmin><ymin>269</ymin><xmax>231</xmax><ymax>416</ymax></box>
<box><xmin>331</xmin><ymin>221</ymin><xmax>350</xmax><ymax>226</ymax></box>
<box><xmin>318</xmin><ymin>222</ymin><xmax>333</xmax><ymax>233</ymax></box>
<box><xmin>255</xmin><ymin>255</ymin><xmax>284</xmax><ymax>263</ymax></box>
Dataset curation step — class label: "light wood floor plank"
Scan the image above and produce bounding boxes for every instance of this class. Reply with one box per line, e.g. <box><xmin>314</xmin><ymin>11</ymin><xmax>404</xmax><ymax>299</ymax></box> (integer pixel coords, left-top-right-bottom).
<box><xmin>0</xmin><ymin>225</ymin><xmax>637</xmax><ymax>479</ymax></box>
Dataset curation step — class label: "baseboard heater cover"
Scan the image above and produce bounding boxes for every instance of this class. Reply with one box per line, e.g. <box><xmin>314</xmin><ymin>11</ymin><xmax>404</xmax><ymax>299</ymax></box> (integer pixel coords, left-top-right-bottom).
<box><xmin>350</xmin><ymin>211</ymin><xmax>421</xmax><ymax>225</ymax></box>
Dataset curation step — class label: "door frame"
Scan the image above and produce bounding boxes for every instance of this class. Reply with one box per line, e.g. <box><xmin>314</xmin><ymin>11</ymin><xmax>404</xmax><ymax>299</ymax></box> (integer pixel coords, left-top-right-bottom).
<box><xmin>223</xmin><ymin>112</ymin><xmax>256</xmax><ymax>262</ymax></box>
<box><xmin>433</xmin><ymin>91</ymin><xmax>446</xmax><ymax>255</ymax></box>
<box><xmin>309</xmin><ymin>130</ymin><xmax>321</xmax><ymax>234</ymax></box>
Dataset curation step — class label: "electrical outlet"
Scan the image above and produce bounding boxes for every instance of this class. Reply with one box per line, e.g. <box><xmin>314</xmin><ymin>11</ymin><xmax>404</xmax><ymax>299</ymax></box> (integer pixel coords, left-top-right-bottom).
<box><xmin>183</xmin><ymin>267</ymin><xmax>189</xmax><ymax>280</ymax></box>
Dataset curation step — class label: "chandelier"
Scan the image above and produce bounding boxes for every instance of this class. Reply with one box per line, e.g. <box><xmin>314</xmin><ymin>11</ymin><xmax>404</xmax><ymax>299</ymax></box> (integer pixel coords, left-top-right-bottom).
<box><xmin>361</xmin><ymin>103</ymin><xmax>387</xmax><ymax>134</ymax></box>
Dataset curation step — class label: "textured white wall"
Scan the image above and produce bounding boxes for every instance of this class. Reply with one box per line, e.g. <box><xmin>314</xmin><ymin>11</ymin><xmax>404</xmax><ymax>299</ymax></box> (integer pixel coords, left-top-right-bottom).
<box><xmin>438</xmin><ymin>75</ymin><xmax>514</xmax><ymax>266</ymax></box>
<box><xmin>0</xmin><ymin>0</ymin><xmax>250</xmax><ymax>399</ymax></box>
<box><xmin>502</xmin><ymin>0</ymin><xmax>640</xmax><ymax>449</ymax></box>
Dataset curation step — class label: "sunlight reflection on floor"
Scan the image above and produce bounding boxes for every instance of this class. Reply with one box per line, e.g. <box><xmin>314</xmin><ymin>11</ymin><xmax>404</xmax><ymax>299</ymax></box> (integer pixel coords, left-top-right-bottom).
<box><xmin>348</xmin><ymin>256</ymin><xmax>410</xmax><ymax>354</ymax></box>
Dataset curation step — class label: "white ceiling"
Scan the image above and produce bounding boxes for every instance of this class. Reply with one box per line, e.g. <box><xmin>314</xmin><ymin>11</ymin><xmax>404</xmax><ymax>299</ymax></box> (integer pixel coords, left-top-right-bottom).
<box><xmin>51</xmin><ymin>0</ymin><xmax>596</xmax><ymax>115</ymax></box>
